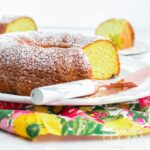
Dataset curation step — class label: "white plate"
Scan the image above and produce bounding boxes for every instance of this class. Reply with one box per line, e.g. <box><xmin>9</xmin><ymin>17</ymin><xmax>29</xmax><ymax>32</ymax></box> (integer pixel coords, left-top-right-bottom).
<box><xmin>119</xmin><ymin>41</ymin><xmax>150</xmax><ymax>56</ymax></box>
<box><xmin>0</xmin><ymin>56</ymin><xmax>148</xmax><ymax>105</ymax></box>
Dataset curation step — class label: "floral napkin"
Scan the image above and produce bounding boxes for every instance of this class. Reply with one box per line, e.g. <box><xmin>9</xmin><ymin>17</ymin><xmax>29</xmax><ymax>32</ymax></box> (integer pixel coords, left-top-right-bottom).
<box><xmin>0</xmin><ymin>96</ymin><xmax>149</xmax><ymax>140</ymax></box>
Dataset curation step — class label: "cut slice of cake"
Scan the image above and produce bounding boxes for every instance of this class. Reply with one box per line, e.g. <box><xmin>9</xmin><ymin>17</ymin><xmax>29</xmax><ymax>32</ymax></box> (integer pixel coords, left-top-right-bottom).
<box><xmin>83</xmin><ymin>40</ymin><xmax>120</xmax><ymax>80</ymax></box>
<box><xmin>95</xmin><ymin>19</ymin><xmax>134</xmax><ymax>50</ymax></box>
<box><xmin>0</xmin><ymin>16</ymin><xmax>37</xmax><ymax>34</ymax></box>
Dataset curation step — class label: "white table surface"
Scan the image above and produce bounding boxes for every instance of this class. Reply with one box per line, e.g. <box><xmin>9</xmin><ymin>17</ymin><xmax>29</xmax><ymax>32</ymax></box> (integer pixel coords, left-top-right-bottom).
<box><xmin>0</xmin><ymin>28</ymin><xmax>150</xmax><ymax>150</ymax></box>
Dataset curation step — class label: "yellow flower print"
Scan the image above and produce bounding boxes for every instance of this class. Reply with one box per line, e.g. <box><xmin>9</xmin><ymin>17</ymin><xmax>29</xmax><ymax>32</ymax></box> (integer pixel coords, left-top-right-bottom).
<box><xmin>105</xmin><ymin>118</ymin><xmax>150</xmax><ymax>136</ymax></box>
<box><xmin>13</xmin><ymin>113</ymin><xmax>61</xmax><ymax>139</ymax></box>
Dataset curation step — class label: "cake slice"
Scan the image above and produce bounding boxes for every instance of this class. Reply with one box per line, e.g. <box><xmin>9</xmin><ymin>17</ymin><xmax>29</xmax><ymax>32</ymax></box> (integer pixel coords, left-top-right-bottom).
<box><xmin>0</xmin><ymin>16</ymin><xmax>37</xmax><ymax>34</ymax></box>
<box><xmin>95</xmin><ymin>19</ymin><xmax>134</xmax><ymax>50</ymax></box>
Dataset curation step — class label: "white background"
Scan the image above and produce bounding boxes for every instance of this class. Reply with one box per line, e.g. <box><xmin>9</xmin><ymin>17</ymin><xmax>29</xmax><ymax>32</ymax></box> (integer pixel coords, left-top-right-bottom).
<box><xmin>0</xmin><ymin>0</ymin><xmax>150</xmax><ymax>29</ymax></box>
<box><xmin>0</xmin><ymin>0</ymin><xmax>150</xmax><ymax>149</ymax></box>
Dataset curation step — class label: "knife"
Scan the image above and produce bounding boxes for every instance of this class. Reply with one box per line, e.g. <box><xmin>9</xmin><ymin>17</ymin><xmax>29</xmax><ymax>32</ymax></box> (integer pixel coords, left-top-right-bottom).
<box><xmin>31</xmin><ymin>66</ymin><xmax>150</xmax><ymax>105</ymax></box>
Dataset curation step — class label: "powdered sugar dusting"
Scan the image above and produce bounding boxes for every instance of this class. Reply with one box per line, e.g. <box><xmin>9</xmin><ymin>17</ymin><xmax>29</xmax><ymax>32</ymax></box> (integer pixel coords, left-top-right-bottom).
<box><xmin>0</xmin><ymin>31</ymin><xmax>105</xmax><ymax>95</ymax></box>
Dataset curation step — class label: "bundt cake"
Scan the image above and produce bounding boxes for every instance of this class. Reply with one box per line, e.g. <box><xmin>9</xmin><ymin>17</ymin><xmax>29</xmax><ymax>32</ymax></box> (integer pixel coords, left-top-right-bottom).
<box><xmin>0</xmin><ymin>16</ymin><xmax>37</xmax><ymax>34</ymax></box>
<box><xmin>95</xmin><ymin>19</ymin><xmax>134</xmax><ymax>50</ymax></box>
<box><xmin>0</xmin><ymin>32</ymin><xmax>120</xmax><ymax>96</ymax></box>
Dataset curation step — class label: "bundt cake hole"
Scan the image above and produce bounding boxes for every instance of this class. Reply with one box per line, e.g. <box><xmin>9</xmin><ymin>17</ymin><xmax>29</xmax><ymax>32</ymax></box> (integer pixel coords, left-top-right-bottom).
<box><xmin>17</xmin><ymin>37</ymin><xmax>72</xmax><ymax>49</ymax></box>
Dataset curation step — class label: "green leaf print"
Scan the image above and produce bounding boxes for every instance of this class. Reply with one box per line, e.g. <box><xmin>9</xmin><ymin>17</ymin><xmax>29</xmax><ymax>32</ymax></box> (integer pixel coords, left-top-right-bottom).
<box><xmin>61</xmin><ymin>116</ymin><xmax>105</xmax><ymax>136</ymax></box>
<box><xmin>129</xmin><ymin>103</ymin><xmax>142</xmax><ymax>111</ymax></box>
<box><xmin>0</xmin><ymin>110</ymin><xmax>13</xmax><ymax>121</ymax></box>
<box><xmin>101</xmin><ymin>114</ymin><xmax>123</xmax><ymax>121</ymax></box>
<box><xmin>131</xmin><ymin>110</ymin><xmax>149</xmax><ymax>122</ymax></box>
<box><xmin>26</xmin><ymin>123</ymin><xmax>40</xmax><ymax>139</ymax></box>
<box><xmin>94</xmin><ymin>106</ymin><xmax>105</xmax><ymax>111</ymax></box>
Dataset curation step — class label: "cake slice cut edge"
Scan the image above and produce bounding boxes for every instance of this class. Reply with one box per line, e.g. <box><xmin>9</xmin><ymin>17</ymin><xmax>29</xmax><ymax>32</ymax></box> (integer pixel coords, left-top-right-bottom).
<box><xmin>83</xmin><ymin>40</ymin><xmax>120</xmax><ymax>80</ymax></box>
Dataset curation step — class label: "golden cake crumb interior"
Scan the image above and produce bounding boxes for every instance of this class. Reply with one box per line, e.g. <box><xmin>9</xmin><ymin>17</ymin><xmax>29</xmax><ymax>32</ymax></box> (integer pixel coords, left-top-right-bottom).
<box><xmin>83</xmin><ymin>40</ymin><xmax>120</xmax><ymax>79</ymax></box>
